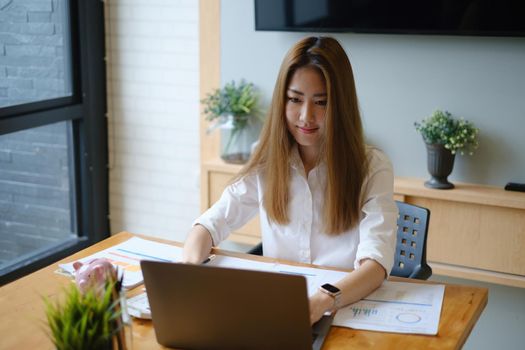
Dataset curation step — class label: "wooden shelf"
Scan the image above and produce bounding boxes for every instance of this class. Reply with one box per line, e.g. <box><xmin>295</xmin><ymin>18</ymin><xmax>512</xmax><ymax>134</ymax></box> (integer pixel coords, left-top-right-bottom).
<box><xmin>395</xmin><ymin>177</ymin><xmax>525</xmax><ymax>210</ymax></box>
<box><xmin>201</xmin><ymin>161</ymin><xmax>525</xmax><ymax>214</ymax></box>
<box><xmin>431</xmin><ymin>262</ymin><xmax>525</xmax><ymax>289</ymax></box>
<box><xmin>201</xmin><ymin>165</ymin><xmax>525</xmax><ymax>211</ymax></box>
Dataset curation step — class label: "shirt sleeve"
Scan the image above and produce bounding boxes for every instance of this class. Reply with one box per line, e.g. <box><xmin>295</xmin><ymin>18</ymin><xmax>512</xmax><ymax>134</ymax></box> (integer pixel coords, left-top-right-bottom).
<box><xmin>193</xmin><ymin>173</ymin><xmax>260</xmax><ymax>246</ymax></box>
<box><xmin>354</xmin><ymin>149</ymin><xmax>398</xmax><ymax>276</ymax></box>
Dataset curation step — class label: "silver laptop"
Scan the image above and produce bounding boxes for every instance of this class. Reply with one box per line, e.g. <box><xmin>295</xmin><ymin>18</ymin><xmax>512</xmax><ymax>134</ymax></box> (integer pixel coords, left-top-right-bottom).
<box><xmin>140</xmin><ymin>260</ymin><xmax>333</xmax><ymax>350</ymax></box>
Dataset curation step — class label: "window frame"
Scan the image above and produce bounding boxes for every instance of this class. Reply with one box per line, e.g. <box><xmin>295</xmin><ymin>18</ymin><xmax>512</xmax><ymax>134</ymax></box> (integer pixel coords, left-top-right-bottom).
<box><xmin>0</xmin><ymin>0</ymin><xmax>109</xmax><ymax>285</ymax></box>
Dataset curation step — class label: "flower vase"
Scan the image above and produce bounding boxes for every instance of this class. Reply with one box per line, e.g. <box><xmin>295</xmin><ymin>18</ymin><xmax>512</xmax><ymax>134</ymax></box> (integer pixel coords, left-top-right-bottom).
<box><xmin>219</xmin><ymin>114</ymin><xmax>260</xmax><ymax>164</ymax></box>
<box><xmin>424</xmin><ymin>143</ymin><xmax>455</xmax><ymax>189</ymax></box>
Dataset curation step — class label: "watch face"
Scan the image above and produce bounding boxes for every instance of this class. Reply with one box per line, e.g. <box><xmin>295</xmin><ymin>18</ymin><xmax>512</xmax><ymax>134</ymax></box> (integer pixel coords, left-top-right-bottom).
<box><xmin>321</xmin><ymin>283</ymin><xmax>340</xmax><ymax>294</ymax></box>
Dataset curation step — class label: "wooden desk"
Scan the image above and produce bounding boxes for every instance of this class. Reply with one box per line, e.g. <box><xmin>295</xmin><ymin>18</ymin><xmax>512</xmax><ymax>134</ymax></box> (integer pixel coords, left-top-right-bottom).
<box><xmin>0</xmin><ymin>232</ymin><xmax>488</xmax><ymax>350</ymax></box>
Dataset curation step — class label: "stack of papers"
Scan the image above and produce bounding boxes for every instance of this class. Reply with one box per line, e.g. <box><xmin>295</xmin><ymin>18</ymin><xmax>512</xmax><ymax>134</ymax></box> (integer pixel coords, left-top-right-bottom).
<box><xmin>59</xmin><ymin>237</ymin><xmax>183</xmax><ymax>289</ymax></box>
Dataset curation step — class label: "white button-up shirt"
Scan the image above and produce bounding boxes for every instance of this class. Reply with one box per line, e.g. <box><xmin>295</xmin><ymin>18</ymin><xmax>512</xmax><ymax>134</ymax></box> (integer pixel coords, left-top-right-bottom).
<box><xmin>195</xmin><ymin>146</ymin><xmax>398</xmax><ymax>274</ymax></box>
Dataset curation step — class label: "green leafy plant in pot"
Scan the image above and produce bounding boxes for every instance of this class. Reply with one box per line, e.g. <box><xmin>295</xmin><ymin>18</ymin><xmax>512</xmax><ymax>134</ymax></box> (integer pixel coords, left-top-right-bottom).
<box><xmin>202</xmin><ymin>80</ymin><xmax>261</xmax><ymax>164</ymax></box>
<box><xmin>415</xmin><ymin>110</ymin><xmax>479</xmax><ymax>189</ymax></box>
<box><xmin>43</xmin><ymin>263</ymin><xmax>130</xmax><ymax>350</ymax></box>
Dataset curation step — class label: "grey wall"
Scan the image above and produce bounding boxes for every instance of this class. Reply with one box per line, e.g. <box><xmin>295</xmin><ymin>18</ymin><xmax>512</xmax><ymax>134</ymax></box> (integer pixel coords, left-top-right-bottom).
<box><xmin>221</xmin><ymin>0</ymin><xmax>525</xmax><ymax>187</ymax></box>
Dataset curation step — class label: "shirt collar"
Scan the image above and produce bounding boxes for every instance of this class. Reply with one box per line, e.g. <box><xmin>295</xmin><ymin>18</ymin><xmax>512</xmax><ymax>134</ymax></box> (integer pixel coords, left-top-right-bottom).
<box><xmin>289</xmin><ymin>144</ymin><xmax>327</xmax><ymax>174</ymax></box>
<box><xmin>290</xmin><ymin>144</ymin><xmax>303</xmax><ymax>170</ymax></box>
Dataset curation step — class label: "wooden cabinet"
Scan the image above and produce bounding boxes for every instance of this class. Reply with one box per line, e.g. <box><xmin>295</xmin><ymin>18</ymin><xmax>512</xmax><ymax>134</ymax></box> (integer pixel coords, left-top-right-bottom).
<box><xmin>201</xmin><ymin>162</ymin><xmax>525</xmax><ymax>288</ymax></box>
<box><xmin>394</xmin><ymin>178</ymin><xmax>525</xmax><ymax>288</ymax></box>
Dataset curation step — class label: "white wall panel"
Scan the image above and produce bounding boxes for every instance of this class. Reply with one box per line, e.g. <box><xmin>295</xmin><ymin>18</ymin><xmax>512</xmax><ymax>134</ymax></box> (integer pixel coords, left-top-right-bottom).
<box><xmin>105</xmin><ymin>0</ymin><xmax>200</xmax><ymax>242</ymax></box>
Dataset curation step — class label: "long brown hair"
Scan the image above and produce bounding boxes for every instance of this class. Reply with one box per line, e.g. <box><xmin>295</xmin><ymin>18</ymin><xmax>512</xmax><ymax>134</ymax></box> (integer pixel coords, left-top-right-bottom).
<box><xmin>237</xmin><ymin>36</ymin><xmax>369</xmax><ymax>234</ymax></box>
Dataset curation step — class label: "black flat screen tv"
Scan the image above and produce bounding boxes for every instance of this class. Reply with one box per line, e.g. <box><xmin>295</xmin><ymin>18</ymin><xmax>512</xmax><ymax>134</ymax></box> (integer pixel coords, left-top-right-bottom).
<box><xmin>254</xmin><ymin>0</ymin><xmax>525</xmax><ymax>37</ymax></box>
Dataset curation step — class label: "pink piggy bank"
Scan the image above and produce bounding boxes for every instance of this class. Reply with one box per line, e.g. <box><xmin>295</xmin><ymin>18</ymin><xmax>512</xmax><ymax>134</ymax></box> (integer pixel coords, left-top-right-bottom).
<box><xmin>73</xmin><ymin>258</ymin><xmax>116</xmax><ymax>294</ymax></box>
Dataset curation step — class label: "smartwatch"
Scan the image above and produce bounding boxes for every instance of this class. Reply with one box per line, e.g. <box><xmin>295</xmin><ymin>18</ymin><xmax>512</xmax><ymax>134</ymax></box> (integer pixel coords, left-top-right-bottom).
<box><xmin>319</xmin><ymin>283</ymin><xmax>342</xmax><ymax>311</ymax></box>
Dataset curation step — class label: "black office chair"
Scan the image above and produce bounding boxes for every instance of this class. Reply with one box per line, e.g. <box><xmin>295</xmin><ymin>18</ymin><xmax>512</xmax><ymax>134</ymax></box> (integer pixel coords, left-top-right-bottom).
<box><xmin>247</xmin><ymin>201</ymin><xmax>432</xmax><ymax>280</ymax></box>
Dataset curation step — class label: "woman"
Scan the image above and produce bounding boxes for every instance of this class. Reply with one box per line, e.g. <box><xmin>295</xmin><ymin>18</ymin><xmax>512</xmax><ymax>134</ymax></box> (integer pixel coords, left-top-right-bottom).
<box><xmin>183</xmin><ymin>36</ymin><xmax>397</xmax><ymax>324</ymax></box>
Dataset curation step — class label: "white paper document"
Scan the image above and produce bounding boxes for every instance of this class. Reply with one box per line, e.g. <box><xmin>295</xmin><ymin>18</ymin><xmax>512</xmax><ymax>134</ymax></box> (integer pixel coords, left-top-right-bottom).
<box><xmin>333</xmin><ymin>281</ymin><xmax>445</xmax><ymax>335</ymax></box>
<box><xmin>58</xmin><ymin>237</ymin><xmax>183</xmax><ymax>289</ymax></box>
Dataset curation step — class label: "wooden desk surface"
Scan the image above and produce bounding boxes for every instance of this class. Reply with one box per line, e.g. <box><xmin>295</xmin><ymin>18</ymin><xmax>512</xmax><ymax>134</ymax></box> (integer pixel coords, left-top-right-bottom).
<box><xmin>0</xmin><ymin>232</ymin><xmax>488</xmax><ymax>350</ymax></box>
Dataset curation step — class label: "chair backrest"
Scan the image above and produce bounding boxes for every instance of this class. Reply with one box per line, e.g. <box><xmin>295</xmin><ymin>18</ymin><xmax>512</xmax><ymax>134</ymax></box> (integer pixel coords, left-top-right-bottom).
<box><xmin>248</xmin><ymin>201</ymin><xmax>432</xmax><ymax>280</ymax></box>
<box><xmin>390</xmin><ymin>201</ymin><xmax>432</xmax><ymax>280</ymax></box>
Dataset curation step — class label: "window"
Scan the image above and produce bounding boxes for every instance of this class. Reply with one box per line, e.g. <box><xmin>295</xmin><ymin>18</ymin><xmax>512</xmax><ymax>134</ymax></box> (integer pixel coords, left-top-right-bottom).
<box><xmin>0</xmin><ymin>0</ymin><xmax>108</xmax><ymax>284</ymax></box>
<box><xmin>0</xmin><ymin>121</ymin><xmax>77</xmax><ymax>270</ymax></box>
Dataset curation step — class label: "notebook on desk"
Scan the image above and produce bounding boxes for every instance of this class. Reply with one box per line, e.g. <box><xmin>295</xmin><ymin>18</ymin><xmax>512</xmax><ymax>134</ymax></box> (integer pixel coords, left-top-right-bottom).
<box><xmin>140</xmin><ymin>260</ymin><xmax>333</xmax><ymax>350</ymax></box>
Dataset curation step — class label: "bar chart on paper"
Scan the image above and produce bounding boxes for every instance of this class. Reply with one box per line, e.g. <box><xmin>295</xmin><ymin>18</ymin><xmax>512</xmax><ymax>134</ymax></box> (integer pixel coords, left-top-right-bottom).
<box><xmin>334</xmin><ymin>281</ymin><xmax>445</xmax><ymax>335</ymax></box>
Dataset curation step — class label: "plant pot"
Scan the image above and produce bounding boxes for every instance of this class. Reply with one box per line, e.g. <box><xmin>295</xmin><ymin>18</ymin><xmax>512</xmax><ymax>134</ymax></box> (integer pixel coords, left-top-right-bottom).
<box><xmin>219</xmin><ymin>114</ymin><xmax>260</xmax><ymax>164</ymax></box>
<box><xmin>424</xmin><ymin>143</ymin><xmax>455</xmax><ymax>189</ymax></box>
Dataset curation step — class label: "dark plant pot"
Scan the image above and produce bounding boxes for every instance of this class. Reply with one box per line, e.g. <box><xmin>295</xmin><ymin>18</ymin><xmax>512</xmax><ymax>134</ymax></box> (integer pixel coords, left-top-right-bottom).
<box><xmin>425</xmin><ymin>143</ymin><xmax>455</xmax><ymax>189</ymax></box>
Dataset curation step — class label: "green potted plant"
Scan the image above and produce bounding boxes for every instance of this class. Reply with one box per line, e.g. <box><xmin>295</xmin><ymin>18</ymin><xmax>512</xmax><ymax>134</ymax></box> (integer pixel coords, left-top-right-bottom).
<box><xmin>44</xmin><ymin>270</ymin><xmax>130</xmax><ymax>350</ymax></box>
<box><xmin>415</xmin><ymin>110</ymin><xmax>479</xmax><ymax>189</ymax></box>
<box><xmin>202</xmin><ymin>80</ymin><xmax>261</xmax><ymax>164</ymax></box>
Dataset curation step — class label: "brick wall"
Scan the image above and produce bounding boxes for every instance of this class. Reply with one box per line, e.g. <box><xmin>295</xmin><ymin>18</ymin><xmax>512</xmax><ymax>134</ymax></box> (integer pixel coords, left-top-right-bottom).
<box><xmin>0</xmin><ymin>0</ymin><xmax>70</xmax><ymax>107</ymax></box>
<box><xmin>0</xmin><ymin>122</ymin><xmax>74</xmax><ymax>265</ymax></box>
<box><xmin>105</xmin><ymin>0</ymin><xmax>200</xmax><ymax>242</ymax></box>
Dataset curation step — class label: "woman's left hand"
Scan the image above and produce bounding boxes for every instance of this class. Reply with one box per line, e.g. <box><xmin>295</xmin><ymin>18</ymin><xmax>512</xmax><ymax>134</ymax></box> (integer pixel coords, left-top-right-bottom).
<box><xmin>309</xmin><ymin>291</ymin><xmax>334</xmax><ymax>325</ymax></box>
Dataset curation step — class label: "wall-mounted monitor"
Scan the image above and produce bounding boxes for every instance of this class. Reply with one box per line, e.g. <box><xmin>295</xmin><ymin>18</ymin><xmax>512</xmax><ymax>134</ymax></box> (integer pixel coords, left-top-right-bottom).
<box><xmin>255</xmin><ymin>0</ymin><xmax>525</xmax><ymax>37</ymax></box>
